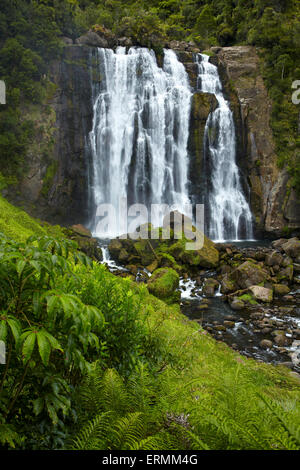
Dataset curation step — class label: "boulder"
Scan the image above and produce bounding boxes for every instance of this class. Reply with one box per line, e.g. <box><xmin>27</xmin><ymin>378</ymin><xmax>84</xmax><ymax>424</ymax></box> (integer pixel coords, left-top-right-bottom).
<box><xmin>221</xmin><ymin>274</ymin><xmax>237</xmax><ymax>294</ymax></box>
<box><xmin>230</xmin><ymin>298</ymin><xmax>245</xmax><ymax>310</ymax></box>
<box><xmin>274</xmin><ymin>334</ymin><xmax>291</xmax><ymax>347</ymax></box>
<box><xmin>248</xmin><ymin>286</ymin><xmax>273</xmax><ymax>303</ymax></box>
<box><xmin>117</xmin><ymin>37</ymin><xmax>133</xmax><ymax>47</ymax></box>
<box><xmin>282</xmin><ymin>238</ymin><xmax>300</xmax><ymax>259</ymax></box>
<box><xmin>272</xmin><ymin>239</ymin><xmax>288</xmax><ymax>249</ymax></box>
<box><xmin>260</xmin><ymin>339</ymin><xmax>273</xmax><ymax>350</ymax></box>
<box><xmin>273</xmin><ymin>284</ymin><xmax>290</xmax><ymax>296</ymax></box>
<box><xmin>108</xmin><ymin>239</ymin><xmax>123</xmax><ymax>259</ymax></box>
<box><xmin>265</xmin><ymin>250</ymin><xmax>283</xmax><ymax>267</ymax></box>
<box><xmin>147</xmin><ymin>268</ymin><xmax>180</xmax><ymax>304</ymax></box>
<box><xmin>202</xmin><ymin>279</ymin><xmax>219</xmax><ymax>297</ymax></box>
<box><xmin>277</xmin><ymin>265</ymin><xmax>294</xmax><ymax>282</ymax></box>
<box><xmin>232</xmin><ymin>261</ymin><xmax>270</xmax><ymax>289</ymax></box>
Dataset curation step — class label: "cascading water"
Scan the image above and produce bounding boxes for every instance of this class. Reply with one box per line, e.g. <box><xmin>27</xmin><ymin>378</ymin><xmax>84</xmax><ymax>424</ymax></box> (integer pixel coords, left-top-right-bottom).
<box><xmin>195</xmin><ymin>53</ymin><xmax>253</xmax><ymax>242</ymax></box>
<box><xmin>88</xmin><ymin>47</ymin><xmax>192</xmax><ymax>238</ymax></box>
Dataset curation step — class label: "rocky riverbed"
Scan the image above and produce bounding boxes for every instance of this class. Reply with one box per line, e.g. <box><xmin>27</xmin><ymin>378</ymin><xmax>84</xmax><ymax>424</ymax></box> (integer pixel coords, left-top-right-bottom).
<box><xmin>71</xmin><ymin>214</ymin><xmax>300</xmax><ymax>372</ymax></box>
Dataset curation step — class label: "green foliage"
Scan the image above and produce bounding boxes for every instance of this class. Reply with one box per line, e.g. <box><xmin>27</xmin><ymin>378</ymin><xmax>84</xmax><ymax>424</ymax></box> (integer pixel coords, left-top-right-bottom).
<box><xmin>0</xmin><ymin>233</ymin><xmax>104</xmax><ymax>445</ymax></box>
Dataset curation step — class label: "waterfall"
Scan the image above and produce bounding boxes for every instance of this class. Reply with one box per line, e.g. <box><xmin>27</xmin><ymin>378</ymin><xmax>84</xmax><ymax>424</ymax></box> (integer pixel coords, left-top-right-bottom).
<box><xmin>88</xmin><ymin>47</ymin><xmax>192</xmax><ymax>238</ymax></box>
<box><xmin>195</xmin><ymin>54</ymin><xmax>253</xmax><ymax>242</ymax></box>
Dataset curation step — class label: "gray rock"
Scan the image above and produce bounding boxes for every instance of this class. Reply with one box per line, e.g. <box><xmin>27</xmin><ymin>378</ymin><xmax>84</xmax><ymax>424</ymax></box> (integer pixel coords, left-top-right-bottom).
<box><xmin>76</xmin><ymin>32</ymin><xmax>109</xmax><ymax>48</ymax></box>
<box><xmin>282</xmin><ymin>238</ymin><xmax>300</xmax><ymax>259</ymax></box>
<box><xmin>249</xmin><ymin>285</ymin><xmax>273</xmax><ymax>302</ymax></box>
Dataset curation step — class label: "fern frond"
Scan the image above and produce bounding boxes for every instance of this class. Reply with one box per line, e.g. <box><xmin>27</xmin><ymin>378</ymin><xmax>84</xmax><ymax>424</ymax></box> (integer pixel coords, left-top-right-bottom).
<box><xmin>69</xmin><ymin>412</ymin><xmax>112</xmax><ymax>450</ymax></box>
<box><xmin>0</xmin><ymin>423</ymin><xmax>22</xmax><ymax>449</ymax></box>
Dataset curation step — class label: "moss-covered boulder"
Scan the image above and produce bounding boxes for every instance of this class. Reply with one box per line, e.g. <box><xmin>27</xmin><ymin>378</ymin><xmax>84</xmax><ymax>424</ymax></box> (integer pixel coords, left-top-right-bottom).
<box><xmin>147</xmin><ymin>268</ymin><xmax>180</xmax><ymax>304</ymax></box>
<box><xmin>231</xmin><ymin>261</ymin><xmax>270</xmax><ymax>289</ymax></box>
<box><xmin>168</xmin><ymin>235</ymin><xmax>219</xmax><ymax>269</ymax></box>
<box><xmin>108</xmin><ymin>214</ymin><xmax>219</xmax><ymax>273</ymax></box>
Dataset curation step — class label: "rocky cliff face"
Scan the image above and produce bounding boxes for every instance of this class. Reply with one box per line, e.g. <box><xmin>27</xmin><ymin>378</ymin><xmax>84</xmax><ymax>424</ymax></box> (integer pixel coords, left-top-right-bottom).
<box><xmin>213</xmin><ymin>45</ymin><xmax>300</xmax><ymax>237</ymax></box>
<box><xmin>7</xmin><ymin>44</ymin><xmax>96</xmax><ymax>226</ymax></box>
<box><xmin>8</xmin><ymin>38</ymin><xmax>299</xmax><ymax>237</ymax></box>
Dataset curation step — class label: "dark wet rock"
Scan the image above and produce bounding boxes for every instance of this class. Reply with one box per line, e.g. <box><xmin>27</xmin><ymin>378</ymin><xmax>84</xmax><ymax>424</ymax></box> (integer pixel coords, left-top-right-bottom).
<box><xmin>260</xmin><ymin>339</ymin><xmax>273</xmax><ymax>349</ymax></box>
<box><xmin>282</xmin><ymin>238</ymin><xmax>300</xmax><ymax>259</ymax></box>
<box><xmin>265</xmin><ymin>250</ymin><xmax>283</xmax><ymax>266</ymax></box>
<box><xmin>274</xmin><ymin>334</ymin><xmax>292</xmax><ymax>347</ymax></box>
<box><xmin>221</xmin><ymin>273</ymin><xmax>237</xmax><ymax>294</ymax></box>
<box><xmin>214</xmin><ymin>325</ymin><xmax>227</xmax><ymax>332</ymax></box>
<box><xmin>202</xmin><ymin>278</ymin><xmax>219</xmax><ymax>297</ymax></box>
<box><xmin>224</xmin><ymin>321</ymin><xmax>235</xmax><ymax>328</ymax></box>
<box><xmin>277</xmin><ymin>265</ymin><xmax>294</xmax><ymax>282</ymax></box>
<box><xmin>272</xmin><ymin>239</ymin><xmax>288</xmax><ymax>249</ymax></box>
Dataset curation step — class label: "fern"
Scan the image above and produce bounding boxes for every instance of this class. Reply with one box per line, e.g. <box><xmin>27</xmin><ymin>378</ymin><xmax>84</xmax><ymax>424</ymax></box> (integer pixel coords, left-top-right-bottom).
<box><xmin>0</xmin><ymin>423</ymin><xmax>22</xmax><ymax>448</ymax></box>
<box><xmin>258</xmin><ymin>394</ymin><xmax>300</xmax><ymax>450</ymax></box>
<box><xmin>69</xmin><ymin>412</ymin><xmax>112</xmax><ymax>450</ymax></box>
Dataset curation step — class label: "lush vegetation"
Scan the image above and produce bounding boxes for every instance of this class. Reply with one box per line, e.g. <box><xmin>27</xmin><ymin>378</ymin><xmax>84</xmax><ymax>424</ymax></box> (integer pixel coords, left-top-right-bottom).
<box><xmin>0</xmin><ymin>202</ymin><xmax>299</xmax><ymax>450</ymax></box>
<box><xmin>0</xmin><ymin>0</ymin><xmax>299</xmax><ymax>191</ymax></box>
<box><xmin>0</xmin><ymin>1</ymin><xmax>299</xmax><ymax>450</ymax></box>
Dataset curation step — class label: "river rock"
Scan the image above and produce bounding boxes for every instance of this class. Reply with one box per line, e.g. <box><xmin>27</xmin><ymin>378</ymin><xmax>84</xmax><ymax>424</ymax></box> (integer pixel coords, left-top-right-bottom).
<box><xmin>202</xmin><ymin>278</ymin><xmax>219</xmax><ymax>297</ymax></box>
<box><xmin>273</xmin><ymin>284</ymin><xmax>290</xmax><ymax>295</ymax></box>
<box><xmin>282</xmin><ymin>238</ymin><xmax>300</xmax><ymax>259</ymax></box>
<box><xmin>232</xmin><ymin>261</ymin><xmax>270</xmax><ymax>289</ymax></box>
<box><xmin>224</xmin><ymin>321</ymin><xmax>235</xmax><ymax>328</ymax></box>
<box><xmin>265</xmin><ymin>250</ymin><xmax>283</xmax><ymax>266</ymax></box>
<box><xmin>230</xmin><ymin>298</ymin><xmax>245</xmax><ymax>310</ymax></box>
<box><xmin>260</xmin><ymin>339</ymin><xmax>273</xmax><ymax>349</ymax></box>
<box><xmin>272</xmin><ymin>239</ymin><xmax>288</xmax><ymax>249</ymax></box>
<box><xmin>248</xmin><ymin>285</ymin><xmax>273</xmax><ymax>303</ymax></box>
<box><xmin>274</xmin><ymin>334</ymin><xmax>291</xmax><ymax>347</ymax></box>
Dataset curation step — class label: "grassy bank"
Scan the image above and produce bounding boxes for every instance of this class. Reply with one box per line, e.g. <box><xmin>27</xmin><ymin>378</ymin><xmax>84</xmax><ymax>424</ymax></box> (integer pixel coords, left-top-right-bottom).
<box><xmin>0</xmin><ymin>196</ymin><xmax>299</xmax><ymax>450</ymax></box>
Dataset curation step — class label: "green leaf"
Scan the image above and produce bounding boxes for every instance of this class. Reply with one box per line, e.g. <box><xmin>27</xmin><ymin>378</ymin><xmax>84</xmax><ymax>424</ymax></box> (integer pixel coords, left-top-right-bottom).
<box><xmin>0</xmin><ymin>320</ymin><xmax>8</xmax><ymax>341</ymax></box>
<box><xmin>33</xmin><ymin>397</ymin><xmax>44</xmax><ymax>416</ymax></box>
<box><xmin>42</xmin><ymin>331</ymin><xmax>63</xmax><ymax>352</ymax></box>
<box><xmin>16</xmin><ymin>259</ymin><xmax>26</xmax><ymax>277</ymax></box>
<box><xmin>22</xmin><ymin>331</ymin><xmax>36</xmax><ymax>363</ymax></box>
<box><xmin>7</xmin><ymin>317</ymin><xmax>22</xmax><ymax>344</ymax></box>
<box><xmin>46</xmin><ymin>294</ymin><xmax>59</xmax><ymax>315</ymax></box>
<box><xmin>37</xmin><ymin>331</ymin><xmax>51</xmax><ymax>366</ymax></box>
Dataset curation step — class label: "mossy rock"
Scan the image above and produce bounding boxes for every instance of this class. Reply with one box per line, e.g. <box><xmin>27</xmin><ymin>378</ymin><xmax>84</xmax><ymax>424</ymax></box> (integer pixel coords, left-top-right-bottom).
<box><xmin>147</xmin><ymin>268</ymin><xmax>180</xmax><ymax>304</ymax></box>
<box><xmin>273</xmin><ymin>284</ymin><xmax>291</xmax><ymax>296</ymax></box>
<box><xmin>232</xmin><ymin>261</ymin><xmax>270</xmax><ymax>289</ymax></box>
<box><xmin>168</xmin><ymin>234</ymin><xmax>219</xmax><ymax>269</ymax></box>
